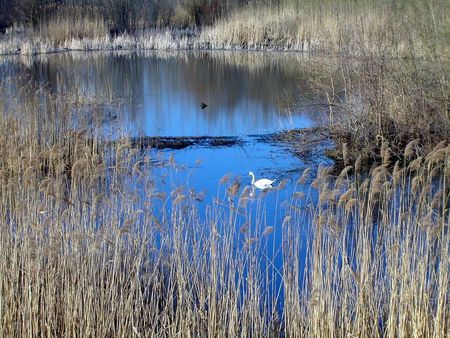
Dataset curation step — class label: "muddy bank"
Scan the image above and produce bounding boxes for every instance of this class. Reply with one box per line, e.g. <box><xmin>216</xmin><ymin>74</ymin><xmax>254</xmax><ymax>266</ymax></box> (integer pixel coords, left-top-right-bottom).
<box><xmin>130</xmin><ymin>135</ymin><xmax>242</xmax><ymax>150</ymax></box>
<box><xmin>253</xmin><ymin>127</ymin><xmax>333</xmax><ymax>165</ymax></box>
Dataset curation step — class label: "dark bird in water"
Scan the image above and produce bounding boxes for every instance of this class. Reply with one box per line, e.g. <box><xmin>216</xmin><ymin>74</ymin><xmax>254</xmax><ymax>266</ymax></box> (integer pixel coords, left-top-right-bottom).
<box><xmin>200</xmin><ymin>102</ymin><xmax>208</xmax><ymax>109</ymax></box>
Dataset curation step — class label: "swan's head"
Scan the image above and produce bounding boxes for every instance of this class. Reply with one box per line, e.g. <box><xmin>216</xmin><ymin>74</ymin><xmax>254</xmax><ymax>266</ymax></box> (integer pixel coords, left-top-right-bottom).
<box><xmin>248</xmin><ymin>171</ymin><xmax>254</xmax><ymax>176</ymax></box>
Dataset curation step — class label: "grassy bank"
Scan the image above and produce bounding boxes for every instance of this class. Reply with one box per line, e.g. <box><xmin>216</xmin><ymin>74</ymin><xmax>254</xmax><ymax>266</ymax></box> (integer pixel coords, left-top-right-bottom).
<box><xmin>314</xmin><ymin>56</ymin><xmax>449</xmax><ymax>168</ymax></box>
<box><xmin>1</xmin><ymin>0</ymin><xmax>449</xmax><ymax>56</ymax></box>
<box><xmin>0</xmin><ymin>74</ymin><xmax>449</xmax><ymax>336</ymax></box>
<box><xmin>202</xmin><ymin>0</ymin><xmax>449</xmax><ymax>56</ymax></box>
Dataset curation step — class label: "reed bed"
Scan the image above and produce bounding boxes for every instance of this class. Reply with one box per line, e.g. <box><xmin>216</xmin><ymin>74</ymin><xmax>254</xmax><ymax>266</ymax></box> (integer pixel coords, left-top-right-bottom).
<box><xmin>202</xmin><ymin>0</ymin><xmax>449</xmax><ymax>56</ymax></box>
<box><xmin>0</xmin><ymin>74</ymin><xmax>449</xmax><ymax>337</ymax></box>
<box><xmin>318</xmin><ymin>52</ymin><xmax>450</xmax><ymax>168</ymax></box>
<box><xmin>1</xmin><ymin>0</ymin><xmax>448</xmax><ymax>57</ymax></box>
<box><xmin>0</xmin><ymin>29</ymin><xmax>197</xmax><ymax>56</ymax></box>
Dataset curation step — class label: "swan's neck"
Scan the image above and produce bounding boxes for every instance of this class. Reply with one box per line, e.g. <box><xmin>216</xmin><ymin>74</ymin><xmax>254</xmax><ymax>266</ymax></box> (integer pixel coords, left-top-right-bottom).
<box><xmin>250</xmin><ymin>173</ymin><xmax>255</xmax><ymax>185</ymax></box>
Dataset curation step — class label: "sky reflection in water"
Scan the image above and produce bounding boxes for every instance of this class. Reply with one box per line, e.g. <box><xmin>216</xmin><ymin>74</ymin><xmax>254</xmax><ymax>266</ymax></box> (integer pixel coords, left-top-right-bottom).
<box><xmin>1</xmin><ymin>50</ymin><xmax>330</xmax><ymax>299</ymax></box>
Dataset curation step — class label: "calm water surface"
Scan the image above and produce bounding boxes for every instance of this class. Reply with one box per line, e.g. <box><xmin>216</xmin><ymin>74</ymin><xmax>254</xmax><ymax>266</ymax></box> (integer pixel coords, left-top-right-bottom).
<box><xmin>1</xmin><ymin>51</ymin><xmax>331</xmax><ymax>296</ymax></box>
<box><xmin>2</xmin><ymin>50</ymin><xmax>330</xmax><ymax>187</ymax></box>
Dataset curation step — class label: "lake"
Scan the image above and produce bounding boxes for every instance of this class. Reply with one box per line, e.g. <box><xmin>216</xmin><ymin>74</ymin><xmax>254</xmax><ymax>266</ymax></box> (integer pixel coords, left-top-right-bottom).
<box><xmin>0</xmin><ymin>50</ymin><xmax>332</xmax><ymax>303</ymax></box>
<box><xmin>1</xmin><ymin>50</ymin><xmax>331</xmax><ymax>193</ymax></box>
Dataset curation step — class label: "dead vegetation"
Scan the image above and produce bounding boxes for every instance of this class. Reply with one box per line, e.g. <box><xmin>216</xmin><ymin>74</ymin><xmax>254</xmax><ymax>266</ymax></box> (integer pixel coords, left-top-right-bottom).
<box><xmin>0</xmin><ymin>69</ymin><xmax>449</xmax><ymax>337</ymax></box>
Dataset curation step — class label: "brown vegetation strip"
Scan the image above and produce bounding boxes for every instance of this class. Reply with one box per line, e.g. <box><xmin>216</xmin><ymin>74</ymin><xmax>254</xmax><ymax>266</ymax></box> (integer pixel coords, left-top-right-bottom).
<box><xmin>129</xmin><ymin>135</ymin><xmax>242</xmax><ymax>150</ymax></box>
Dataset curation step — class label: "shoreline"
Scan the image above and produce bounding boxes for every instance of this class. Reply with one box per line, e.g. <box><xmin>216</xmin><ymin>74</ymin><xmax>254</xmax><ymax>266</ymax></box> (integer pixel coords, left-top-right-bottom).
<box><xmin>0</xmin><ymin>29</ymin><xmax>323</xmax><ymax>57</ymax></box>
<box><xmin>2</xmin><ymin>29</ymin><xmax>448</xmax><ymax>173</ymax></box>
<box><xmin>1</xmin><ymin>33</ymin><xmax>445</xmax><ymax>61</ymax></box>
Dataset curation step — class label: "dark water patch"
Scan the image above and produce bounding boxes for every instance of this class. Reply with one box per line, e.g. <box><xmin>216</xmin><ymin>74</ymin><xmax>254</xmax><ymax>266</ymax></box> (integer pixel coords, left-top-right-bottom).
<box><xmin>130</xmin><ymin>135</ymin><xmax>242</xmax><ymax>150</ymax></box>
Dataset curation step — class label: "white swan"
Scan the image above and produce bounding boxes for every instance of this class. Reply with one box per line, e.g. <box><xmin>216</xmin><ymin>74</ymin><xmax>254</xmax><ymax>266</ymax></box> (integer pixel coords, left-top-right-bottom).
<box><xmin>248</xmin><ymin>171</ymin><xmax>276</xmax><ymax>190</ymax></box>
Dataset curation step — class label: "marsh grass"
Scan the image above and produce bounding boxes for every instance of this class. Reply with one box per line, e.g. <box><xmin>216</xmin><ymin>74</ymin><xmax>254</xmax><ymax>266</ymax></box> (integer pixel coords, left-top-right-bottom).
<box><xmin>1</xmin><ymin>0</ymin><xmax>448</xmax><ymax>57</ymax></box>
<box><xmin>0</xmin><ymin>74</ymin><xmax>449</xmax><ymax>336</ymax></box>
<box><xmin>269</xmin><ymin>53</ymin><xmax>449</xmax><ymax>170</ymax></box>
<box><xmin>0</xmin><ymin>29</ymin><xmax>197</xmax><ymax>55</ymax></box>
<box><xmin>319</xmin><ymin>53</ymin><xmax>450</xmax><ymax>168</ymax></box>
<box><xmin>202</xmin><ymin>0</ymin><xmax>449</xmax><ymax>56</ymax></box>
<box><xmin>38</xmin><ymin>7</ymin><xmax>108</xmax><ymax>45</ymax></box>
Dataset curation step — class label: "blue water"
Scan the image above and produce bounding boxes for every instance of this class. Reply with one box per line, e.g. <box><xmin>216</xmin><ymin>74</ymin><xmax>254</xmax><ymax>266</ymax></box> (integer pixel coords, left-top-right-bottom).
<box><xmin>2</xmin><ymin>49</ymin><xmax>330</xmax><ymax>193</ymax></box>
<box><xmin>1</xmin><ymin>50</ymin><xmax>330</xmax><ymax>306</ymax></box>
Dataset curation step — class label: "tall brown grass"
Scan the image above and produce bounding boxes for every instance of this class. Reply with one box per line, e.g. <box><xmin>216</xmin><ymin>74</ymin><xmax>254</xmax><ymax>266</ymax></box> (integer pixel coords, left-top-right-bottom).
<box><xmin>38</xmin><ymin>7</ymin><xmax>108</xmax><ymax>45</ymax></box>
<box><xmin>0</xmin><ymin>73</ymin><xmax>449</xmax><ymax>336</ymax></box>
<box><xmin>318</xmin><ymin>54</ymin><xmax>450</xmax><ymax>168</ymax></box>
<box><xmin>202</xmin><ymin>0</ymin><xmax>449</xmax><ymax>56</ymax></box>
<box><xmin>1</xmin><ymin>0</ymin><xmax>449</xmax><ymax>56</ymax></box>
